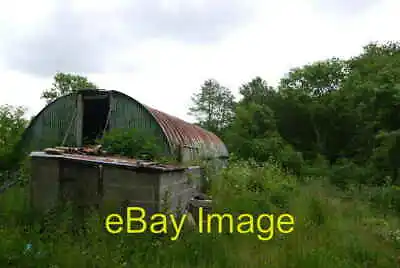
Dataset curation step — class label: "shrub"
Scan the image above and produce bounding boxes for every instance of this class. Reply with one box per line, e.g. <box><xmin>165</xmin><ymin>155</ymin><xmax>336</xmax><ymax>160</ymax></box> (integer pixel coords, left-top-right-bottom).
<box><xmin>0</xmin><ymin>105</ymin><xmax>28</xmax><ymax>172</ymax></box>
<box><xmin>98</xmin><ymin>128</ymin><xmax>164</xmax><ymax>160</ymax></box>
<box><xmin>368</xmin><ymin>185</ymin><xmax>400</xmax><ymax>215</ymax></box>
<box><xmin>328</xmin><ymin>158</ymin><xmax>374</xmax><ymax>188</ymax></box>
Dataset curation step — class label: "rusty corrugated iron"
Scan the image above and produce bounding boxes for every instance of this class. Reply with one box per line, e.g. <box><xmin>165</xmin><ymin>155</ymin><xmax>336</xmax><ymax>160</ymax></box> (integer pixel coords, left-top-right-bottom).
<box><xmin>145</xmin><ymin>106</ymin><xmax>228</xmax><ymax>158</ymax></box>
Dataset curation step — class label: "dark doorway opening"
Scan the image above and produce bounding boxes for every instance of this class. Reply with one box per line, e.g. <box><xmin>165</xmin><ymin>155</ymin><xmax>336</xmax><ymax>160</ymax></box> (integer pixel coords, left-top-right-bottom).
<box><xmin>82</xmin><ymin>93</ymin><xmax>110</xmax><ymax>145</ymax></box>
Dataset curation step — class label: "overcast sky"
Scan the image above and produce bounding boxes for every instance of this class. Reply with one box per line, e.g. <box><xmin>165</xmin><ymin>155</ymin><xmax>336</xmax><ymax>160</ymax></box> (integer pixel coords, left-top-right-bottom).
<box><xmin>0</xmin><ymin>0</ymin><xmax>398</xmax><ymax>122</ymax></box>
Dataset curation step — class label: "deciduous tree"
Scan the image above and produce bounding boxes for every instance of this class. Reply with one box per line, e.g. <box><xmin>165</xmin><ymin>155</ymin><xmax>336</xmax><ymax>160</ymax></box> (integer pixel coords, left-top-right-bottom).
<box><xmin>188</xmin><ymin>79</ymin><xmax>235</xmax><ymax>136</ymax></box>
<box><xmin>41</xmin><ymin>72</ymin><xmax>98</xmax><ymax>103</ymax></box>
<box><xmin>0</xmin><ymin>105</ymin><xmax>28</xmax><ymax>170</ymax></box>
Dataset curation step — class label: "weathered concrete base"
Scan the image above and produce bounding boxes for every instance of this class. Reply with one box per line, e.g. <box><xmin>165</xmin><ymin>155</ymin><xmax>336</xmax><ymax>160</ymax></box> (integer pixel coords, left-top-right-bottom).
<box><xmin>29</xmin><ymin>152</ymin><xmax>205</xmax><ymax>223</ymax></box>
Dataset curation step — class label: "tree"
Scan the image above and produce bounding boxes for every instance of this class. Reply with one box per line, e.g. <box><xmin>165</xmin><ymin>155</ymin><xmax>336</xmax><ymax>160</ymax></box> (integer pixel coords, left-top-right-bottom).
<box><xmin>0</xmin><ymin>105</ymin><xmax>28</xmax><ymax>170</ymax></box>
<box><xmin>226</xmin><ymin>77</ymin><xmax>303</xmax><ymax>173</ymax></box>
<box><xmin>188</xmin><ymin>79</ymin><xmax>235</xmax><ymax>136</ymax></box>
<box><xmin>239</xmin><ymin>77</ymin><xmax>276</xmax><ymax>105</ymax></box>
<box><xmin>341</xmin><ymin>41</ymin><xmax>400</xmax><ymax>182</ymax></box>
<box><xmin>41</xmin><ymin>72</ymin><xmax>99</xmax><ymax>103</ymax></box>
<box><xmin>279</xmin><ymin>57</ymin><xmax>348</xmax><ymax>97</ymax></box>
<box><xmin>226</xmin><ymin>77</ymin><xmax>279</xmax><ymax>159</ymax></box>
<box><xmin>276</xmin><ymin>59</ymin><xmax>351</xmax><ymax>162</ymax></box>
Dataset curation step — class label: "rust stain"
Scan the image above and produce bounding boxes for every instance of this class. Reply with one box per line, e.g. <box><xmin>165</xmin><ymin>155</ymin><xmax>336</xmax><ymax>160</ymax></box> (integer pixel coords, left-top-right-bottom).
<box><xmin>145</xmin><ymin>106</ymin><xmax>227</xmax><ymax>157</ymax></box>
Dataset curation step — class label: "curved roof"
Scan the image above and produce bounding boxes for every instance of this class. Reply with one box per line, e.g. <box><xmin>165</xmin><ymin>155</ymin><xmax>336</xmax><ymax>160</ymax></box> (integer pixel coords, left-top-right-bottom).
<box><xmin>16</xmin><ymin>92</ymin><xmax>77</xmax><ymax>153</ymax></box>
<box><xmin>109</xmin><ymin>90</ymin><xmax>228</xmax><ymax>159</ymax></box>
<box><xmin>18</xmin><ymin>89</ymin><xmax>229</xmax><ymax>159</ymax></box>
<box><xmin>145</xmin><ymin>106</ymin><xmax>228</xmax><ymax>158</ymax></box>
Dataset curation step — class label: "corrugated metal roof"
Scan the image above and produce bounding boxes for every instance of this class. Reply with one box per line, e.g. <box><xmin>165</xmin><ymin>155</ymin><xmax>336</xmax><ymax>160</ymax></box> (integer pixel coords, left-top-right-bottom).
<box><xmin>110</xmin><ymin>90</ymin><xmax>228</xmax><ymax>158</ymax></box>
<box><xmin>20</xmin><ymin>89</ymin><xmax>229</xmax><ymax>160</ymax></box>
<box><xmin>144</xmin><ymin>106</ymin><xmax>228</xmax><ymax>158</ymax></box>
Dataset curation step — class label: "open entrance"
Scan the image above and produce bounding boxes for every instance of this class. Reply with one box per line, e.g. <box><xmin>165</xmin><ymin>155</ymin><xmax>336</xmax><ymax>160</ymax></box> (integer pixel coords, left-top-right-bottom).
<box><xmin>82</xmin><ymin>92</ymin><xmax>110</xmax><ymax>145</ymax></box>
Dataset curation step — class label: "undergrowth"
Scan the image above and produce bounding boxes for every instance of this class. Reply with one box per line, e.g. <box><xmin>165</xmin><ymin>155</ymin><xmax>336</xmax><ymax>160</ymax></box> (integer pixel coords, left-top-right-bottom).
<box><xmin>0</xmin><ymin>161</ymin><xmax>399</xmax><ymax>267</ymax></box>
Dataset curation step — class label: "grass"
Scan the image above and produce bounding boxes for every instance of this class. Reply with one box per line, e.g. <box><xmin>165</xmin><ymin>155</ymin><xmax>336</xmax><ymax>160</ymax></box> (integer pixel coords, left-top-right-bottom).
<box><xmin>0</xmin><ymin>161</ymin><xmax>399</xmax><ymax>267</ymax></box>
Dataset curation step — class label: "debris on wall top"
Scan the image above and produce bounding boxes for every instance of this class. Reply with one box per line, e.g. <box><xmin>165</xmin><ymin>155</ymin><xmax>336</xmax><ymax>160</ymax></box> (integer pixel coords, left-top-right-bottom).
<box><xmin>30</xmin><ymin>146</ymin><xmax>185</xmax><ymax>172</ymax></box>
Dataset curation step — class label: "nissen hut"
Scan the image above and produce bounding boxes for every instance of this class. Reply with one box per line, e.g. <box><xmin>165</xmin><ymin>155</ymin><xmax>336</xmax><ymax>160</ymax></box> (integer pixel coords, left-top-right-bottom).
<box><xmin>19</xmin><ymin>89</ymin><xmax>228</xmax><ymax>165</ymax></box>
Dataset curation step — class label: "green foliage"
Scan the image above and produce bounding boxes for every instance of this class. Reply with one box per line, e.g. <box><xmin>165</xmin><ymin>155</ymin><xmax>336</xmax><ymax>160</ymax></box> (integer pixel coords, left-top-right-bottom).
<box><xmin>184</xmin><ymin>42</ymin><xmax>400</xmax><ymax>185</ymax></box>
<box><xmin>224</xmin><ymin>77</ymin><xmax>305</xmax><ymax>175</ymax></box>
<box><xmin>220</xmin><ymin>41</ymin><xmax>400</xmax><ymax>185</ymax></box>
<box><xmin>41</xmin><ymin>72</ymin><xmax>99</xmax><ymax>104</ymax></box>
<box><xmin>0</xmin><ymin>105</ymin><xmax>28</xmax><ymax>171</ymax></box>
<box><xmin>225</xmin><ymin>78</ymin><xmax>278</xmax><ymax>159</ymax></box>
<box><xmin>328</xmin><ymin>159</ymin><xmax>373</xmax><ymax>188</ymax></box>
<box><xmin>238</xmin><ymin>76</ymin><xmax>276</xmax><ymax>105</ymax></box>
<box><xmin>279</xmin><ymin>57</ymin><xmax>348</xmax><ymax>96</ymax></box>
<box><xmin>1</xmin><ymin>161</ymin><xmax>399</xmax><ymax>267</ymax></box>
<box><xmin>98</xmin><ymin>128</ymin><xmax>164</xmax><ymax>160</ymax></box>
<box><xmin>369</xmin><ymin>130</ymin><xmax>400</xmax><ymax>185</ymax></box>
<box><xmin>367</xmin><ymin>185</ymin><xmax>400</xmax><ymax>215</ymax></box>
<box><xmin>188</xmin><ymin>79</ymin><xmax>235</xmax><ymax>137</ymax></box>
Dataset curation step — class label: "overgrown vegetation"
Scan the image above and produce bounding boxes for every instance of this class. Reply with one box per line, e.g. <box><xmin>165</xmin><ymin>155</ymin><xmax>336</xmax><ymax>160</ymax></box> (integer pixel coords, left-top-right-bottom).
<box><xmin>98</xmin><ymin>128</ymin><xmax>165</xmax><ymax>160</ymax></box>
<box><xmin>190</xmin><ymin>41</ymin><xmax>400</xmax><ymax>189</ymax></box>
<box><xmin>1</xmin><ymin>41</ymin><xmax>400</xmax><ymax>267</ymax></box>
<box><xmin>1</xmin><ymin>162</ymin><xmax>399</xmax><ymax>267</ymax></box>
<box><xmin>0</xmin><ymin>105</ymin><xmax>28</xmax><ymax>172</ymax></box>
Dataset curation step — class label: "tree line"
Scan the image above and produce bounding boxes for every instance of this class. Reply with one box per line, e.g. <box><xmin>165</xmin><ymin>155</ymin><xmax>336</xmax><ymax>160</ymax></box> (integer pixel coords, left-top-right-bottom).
<box><xmin>189</xmin><ymin>41</ymin><xmax>400</xmax><ymax>186</ymax></box>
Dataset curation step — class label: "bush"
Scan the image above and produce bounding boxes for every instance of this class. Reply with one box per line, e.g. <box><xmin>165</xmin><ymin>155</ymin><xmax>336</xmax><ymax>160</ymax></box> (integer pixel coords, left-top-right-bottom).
<box><xmin>276</xmin><ymin>144</ymin><xmax>304</xmax><ymax>175</ymax></box>
<box><xmin>328</xmin><ymin>159</ymin><xmax>372</xmax><ymax>188</ymax></box>
<box><xmin>98</xmin><ymin>128</ymin><xmax>164</xmax><ymax>160</ymax></box>
<box><xmin>0</xmin><ymin>105</ymin><xmax>28</xmax><ymax>172</ymax></box>
<box><xmin>368</xmin><ymin>185</ymin><xmax>400</xmax><ymax>215</ymax></box>
<box><xmin>298</xmin><ymin>154</ymin><xmax>331</xmax><ymax>180</ymax></box>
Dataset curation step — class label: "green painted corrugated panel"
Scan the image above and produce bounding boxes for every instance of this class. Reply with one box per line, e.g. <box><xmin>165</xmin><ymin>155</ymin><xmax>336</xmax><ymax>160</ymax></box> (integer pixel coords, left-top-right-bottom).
<box><xmin>109</xmin><ymin>93</ymin><xmax>229</xmax><ymax>161</ymax></box>
<box><xmin>108</xmin><ymin>94</ymin><xmax>170</xmax><ymax>154</ymax></box>
<box><xmin>27</xmin><ymin>94</ymin><xmax>77</xmax><ymax>150</ymax></box>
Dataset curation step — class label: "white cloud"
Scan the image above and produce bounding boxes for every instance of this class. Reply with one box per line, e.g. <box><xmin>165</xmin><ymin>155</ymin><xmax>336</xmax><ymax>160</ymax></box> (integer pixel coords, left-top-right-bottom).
<box><xmin>0</xmin><ymin>68</ymin><xmax>51</xmax><ymax>117</ymax></box>
<box><xmin>0</xmin><ymin>0</ymin><xmax>399</xmax><ymax>123</ymax></box>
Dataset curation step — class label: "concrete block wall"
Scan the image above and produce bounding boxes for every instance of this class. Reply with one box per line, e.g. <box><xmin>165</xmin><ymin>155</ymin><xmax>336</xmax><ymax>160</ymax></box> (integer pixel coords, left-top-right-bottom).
<box><xmin>59</xmin><ymin>160</ymin><xmax>100</xmax><ymax>207</ymax></box>
<box><xmin>159</xmin><ymin>166</ymin><xmax>202</xmax><ymax>216</ymax></box>
<box><xmin>30</xmin><ymin>157</ymin><xmax>60</xmax><ymax>212</ymax></box>
<box><xmin>30</xmin><ymin>153</ymin><xmax>203</xmax><ymax>221</ymax></box>
<box><xmin>101</xmin><ymin>166</ymin><xmax>160</xmax><ymax>219</ymax></box>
